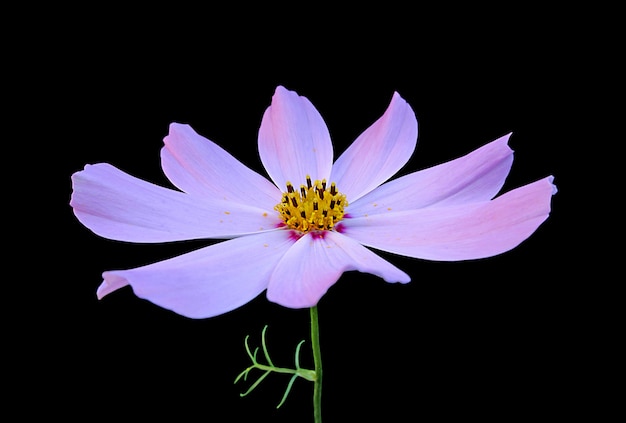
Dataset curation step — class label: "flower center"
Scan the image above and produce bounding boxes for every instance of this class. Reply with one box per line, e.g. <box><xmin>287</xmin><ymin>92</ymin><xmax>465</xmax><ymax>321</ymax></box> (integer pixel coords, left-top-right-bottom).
<box><xmin>275</xmin><ymin>175</ymin><xmax>348</xmax><ymax>233</ymax></box>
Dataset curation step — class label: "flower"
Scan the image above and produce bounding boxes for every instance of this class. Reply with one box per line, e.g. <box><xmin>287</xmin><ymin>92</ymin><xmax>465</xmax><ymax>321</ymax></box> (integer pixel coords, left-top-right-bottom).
<box><xmin>70</xmin><ymin>86</ymin><xmax>557</xmax><ymax>318</ymax></box>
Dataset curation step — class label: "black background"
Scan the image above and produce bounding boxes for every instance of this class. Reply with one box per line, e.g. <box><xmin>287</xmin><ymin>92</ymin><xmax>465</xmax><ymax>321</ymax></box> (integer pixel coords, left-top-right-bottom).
<box><xmin>12</xmin><ymin>7</ymin><xmax>607</xmax><ymax>422</ymax></box>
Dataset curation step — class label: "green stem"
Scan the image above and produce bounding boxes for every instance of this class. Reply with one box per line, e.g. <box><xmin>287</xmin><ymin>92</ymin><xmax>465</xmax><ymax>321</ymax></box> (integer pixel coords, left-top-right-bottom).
<box><xmin>310</xmin><ymin>306</ymin><xmax>322</xmax><ymax>423</ymax></box>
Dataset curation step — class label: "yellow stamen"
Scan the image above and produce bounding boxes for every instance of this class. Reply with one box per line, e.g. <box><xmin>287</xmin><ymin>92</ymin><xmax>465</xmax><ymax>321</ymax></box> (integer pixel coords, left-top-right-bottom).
<box><xmin>275</xmin><ymin>175</ymin><xmax>347</xmax><ymax>233</ymax></box>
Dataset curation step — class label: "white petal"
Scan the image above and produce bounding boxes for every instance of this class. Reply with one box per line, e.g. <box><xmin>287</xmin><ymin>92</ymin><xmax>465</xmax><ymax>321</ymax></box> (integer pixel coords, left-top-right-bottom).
<box><xmin>330</xmin><ymin>92</ymin><xmax>418</xmax><ymax>202</ymax></box>
<box><xmin>71</xmin><ymin>163</ymin><xmax>281</xmax><ymax>242</ymax></box>
<box><xmin>258</xmin><ymin>86</ymin><xmax>334</xmax><ymax>190</ymax></box>
<box><xmin>266</xmin><ymin>231</ymin><xmax>410</xmax><ymax>309</ymax></box>
<box><xmin>341</xmin><ymin>176</ymin><xmax>556</xmax><ymax>261</ymax></box>
<box><xmin>97</xmin><ymin>230</ymin><xmax>296</xmax><ymax>319</ymax></box>
<box><xmin>161</xmin><ymin>123</ymin><xmax>280</xmax><ymax>209</ymax></box>
<box><xmin>347</xmin><ymin>133</ymin><xmax>514</xmax><ymax>216</ymax></box>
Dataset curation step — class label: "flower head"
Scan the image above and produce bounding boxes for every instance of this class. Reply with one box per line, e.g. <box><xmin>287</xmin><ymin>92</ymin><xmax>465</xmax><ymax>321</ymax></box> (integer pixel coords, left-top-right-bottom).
<box><xmin>70</xmin><ymin>86</ymin><xmax>556</xmax><ymax>318</ymax></box>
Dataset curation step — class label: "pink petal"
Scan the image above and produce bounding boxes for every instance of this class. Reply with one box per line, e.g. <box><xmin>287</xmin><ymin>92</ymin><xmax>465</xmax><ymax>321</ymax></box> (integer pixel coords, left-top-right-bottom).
<box><xmin>97</xmin><ymin>230</ymin><xmax>296</xmax><ymax>319</ymax></box>
<box><xmin>330</xmin><ymin>92</ymin><xmax>418</xmax><ymax>202</ymax></box>
<box><xmin>162</xmin><ymin>123</ymin><xmax>280</xmax><ymax>209</ymax></box>
<box><xmin>258</xmin><ymin>86</ymin><xmax>334</xmax><ymax>190</ymax></box>
<box><xmin>266</xmin><ymin>231</ymin><xmax>410</xmax><ymax>309</ymax></box>
<box><xmin>341</xmin><ymin>176</ymin><xmax>556</xmax><ymax>261</ymax></box>
<box><xmin>70</xmin><ymin>163</ymin><xmax>281</xmax><ymax>242</ymax></box>
<box><xmin>347</xmin><ymin>133</ymin><xmax>514</xmax><ymax>216</ymax></box>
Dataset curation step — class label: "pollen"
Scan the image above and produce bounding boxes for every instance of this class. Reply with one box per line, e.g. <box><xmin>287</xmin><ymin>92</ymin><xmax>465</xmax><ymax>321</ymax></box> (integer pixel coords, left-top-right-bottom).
<box><xmin>275</xmin><ymin>175</ymin><xmax>348</xmax><ymax>233</ymax></box>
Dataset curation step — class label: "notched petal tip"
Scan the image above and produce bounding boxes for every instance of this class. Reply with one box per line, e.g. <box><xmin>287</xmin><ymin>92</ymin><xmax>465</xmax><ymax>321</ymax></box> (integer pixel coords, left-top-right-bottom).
<box><xmin>547</xmin><ymin>175</ymin><xmax>558</xmax><ymax>195</ymax></box>
<box><xmin>168</xmin><ymin>121</ymin><xmax>189</xmax><ymax>131</ymax></box>
<box><xmin>274</xmin><ymin>85</ymin><xmax>289</xmax><ymax>94</ymax></box>
<box><xmin>165</xmin><ymin>122</ymin><xmax>197</xmax><ymax>141</ymax></box>
<box><xmin>492</xmin><ymin>132</ymin><xmax>514</xmax><ymax>153</ymax></box>
<box><xmin>271</xmin><ymin>85</ymin><xmax>300</xmax><ymax>104</ymax></box>
<box><xmin>97</xmin><ymin>273</ymin><xmax>129</xmax><ymax>299</ymax></box>
<box><xmin>69</xmin><ymin>162</ymin><xmax>107</xmax><ymax>206</ymax></box>
<box><xmin>390</xmin><ymin>91</ymin><xmax>410</xmax><ymax>108</ymax></box>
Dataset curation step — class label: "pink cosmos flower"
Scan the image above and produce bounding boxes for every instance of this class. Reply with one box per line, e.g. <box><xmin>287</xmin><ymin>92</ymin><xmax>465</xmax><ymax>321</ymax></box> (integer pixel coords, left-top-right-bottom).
<box><xmin>71</xmin><ymin>86</ymin><xmax>556</xmax><ymax>318</ymax></box>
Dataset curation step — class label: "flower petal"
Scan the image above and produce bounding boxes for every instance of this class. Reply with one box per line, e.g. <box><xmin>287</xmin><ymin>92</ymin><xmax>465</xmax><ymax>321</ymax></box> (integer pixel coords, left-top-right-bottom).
<box><xmin>266</xmin><ymin>231</ymin><xmax>410</xmax><ymax>309</ymax></box>
<box><xmin>347</xmin><ymin>133</ymin><xmax>514</xmax><ymax>216</ymax></box>
<box><xmin>258</xmin><ymin>86</ymin><xmax>334</xmax><ymax>190</ymax></box>
<box><xmin>97</xmin><ymin>230</ymin><xmax>297</xmax><ymax>319</ymax></box>
<box><xmin>161</xmin><ymin>123</ymin><xmax>280</xmax><ymax>209</ymax></box>
<box><xmin>330</xmin><ymin>92</ymin><xmax>418</xmax><ymax>202</ymax></box>
<box><xmin>70</xmin><ymin>163</ymin><xmax>281</xmax><ymax>242</ymax></box>
<box><xmin>341</xmin><ymin>176</ymin><xmax>556</xmax><ymax>261</ymax></box>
